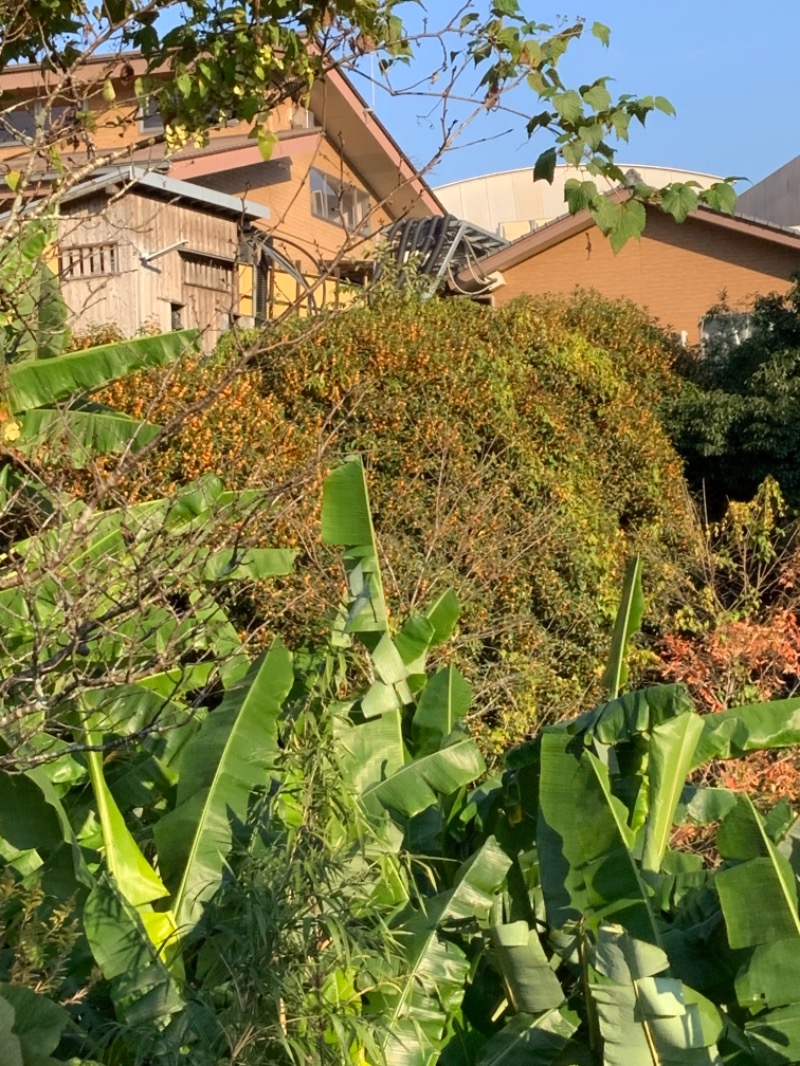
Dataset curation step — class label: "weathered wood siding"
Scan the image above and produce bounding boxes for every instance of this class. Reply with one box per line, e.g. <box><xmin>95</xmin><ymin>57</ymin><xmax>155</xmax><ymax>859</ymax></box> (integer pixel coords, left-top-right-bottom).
<box><xmin>59</xmin><ymin>190</ymin><xmax>243</xmax><ymax>346</ymax></box>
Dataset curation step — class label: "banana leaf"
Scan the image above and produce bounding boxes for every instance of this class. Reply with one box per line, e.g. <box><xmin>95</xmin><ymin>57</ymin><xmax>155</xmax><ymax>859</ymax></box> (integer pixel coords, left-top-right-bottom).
<box><xmin>375</xmin><ymin>837</ymin><xmax>512</xmax><ymax>1066</ymax></box>
<box><xmin>0</xmin><ymin>996</ymin><xmax>21</xmax><ymax>1066</ymax></box>
<box><xmin>412</xmin><ymin>665</ymin><xmax>473</xmax><ymax>756</ymax></box>
<box><xmin>641</xmin><ymin>712</ymin><xmax>705</xmax><ymax>877</ymax></box>
<box><xmin>476</xmin><ymin>1008</ymin><xmax>579</xmax><ymax>1066</ymax></box>
<box><xmin>321</xmin><ymin>457</ymin><xmax>387</xmax><ymax>646</ymax></box>
<box><xmin>0</xmin><ymin>984</ymin><xmax>70</xmax><ymax>1065</ymax></box>
<box><xmin>538</xmin><ymin>732</ymin><xmax>659</xmax><ymax>943</ymax></box>
<box><xmin>590</xmin><ymin>924</ymin><xmax>724</xmax><ymax>1066</ymax></box>
<box><xmin>83</xmin><ymin>874</ymin><xmax>185</xmax><ymax>1027</ymax></box>
<box><xmin>154</xmin><ymin>639</ymin><xmax>293</xmax><ymax>932</ymax></box>
<box><xmin>601</xmin><ymin>555</ymin><xmax>644</xmax><ymax>700</ymax></box>
<box><xmin>745</xmin><ymin>1005</ymin><xmax>800</xmax><ymax>1065</ymax></box>
<box><xmin>716</xmin><ymin>797</ymin><xmax>800</xmax><ymax>950</ymax></box>
<box><xmin>17</xmin><ymin>405</ymin><xmax>160</xmax><ymax>464</ymax></box>
<box><xmin>7</xmin><ymin>330</ymin><xmax>198</xmax><ymax>411</ymax></box>
<box><xmin>202</xmin><ymin>547</ymin><xmax>297</xmax><ymax>582</ymax></box>
<box><xmin>361</xmin><ymin>731</ymin><xmax>485</xmax><ymax>819</ymax></box>
<box><xmin>691</xmin><ymin>698</ymin><xmax>800</xmax><ymax>769</ymax></box>
<box><xmin>85</xmin><ymin>741</ymin><xmax>172</xmax><ymax>912</ymax></box>
<box><xmin>489</xmin><ymin>920</ymin><xmax>565</xmax><ymax>1013</ymax></box>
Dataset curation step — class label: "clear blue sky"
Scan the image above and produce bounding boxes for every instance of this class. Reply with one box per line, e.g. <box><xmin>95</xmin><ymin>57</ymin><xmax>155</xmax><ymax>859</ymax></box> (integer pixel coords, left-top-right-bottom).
<box><xmin>358</xmin><ymin>2</ymin><xmax>799</xmax><ymax>192</ymax></box>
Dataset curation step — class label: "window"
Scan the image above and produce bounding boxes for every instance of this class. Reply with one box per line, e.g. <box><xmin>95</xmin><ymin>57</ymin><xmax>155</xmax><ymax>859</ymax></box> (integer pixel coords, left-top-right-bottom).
<box><xmin>139</xmin><ymin>96</ymin><xmax>239</xmax><ymax>134</ymax></box>
<box><xmin>59</xmin><ymin>243</ymin><xmax>119</xmax><ymax>279</ymax></box>
<box><xmin>181</xmin><ymin>252</ymin><xmax>233</xmax><ymax>292</ymax></box>
<box><xmin>309</xmin><ymin>169</ymin><xmax>370</xmax><ymax>233</ymax></box>
<box><xmin>0</xmin><ymin>104</ymin><xmax>77</xmax><ymax>145</ymax></box>
<box><xmin>139</xmin><ymin>97</ymin><xmax>164</xmax><ymax>133</ymax></box>
<box><xmin>0</xmin><ymin>108</ymin><xmax>37</xmax><ymax>144</ymax></box>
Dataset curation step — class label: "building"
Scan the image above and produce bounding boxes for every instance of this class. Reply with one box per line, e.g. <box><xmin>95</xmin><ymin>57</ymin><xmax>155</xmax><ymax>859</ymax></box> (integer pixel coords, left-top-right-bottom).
<box><xmin>457</xmin><ymin>194</ymin><xmax>800</xmax><ymax>345</ymax></box>
<box><xmin>436</xmin><ymin>164</ymin><xmax>721</xmax><ymax>239</ymax></box>
<box><xmin>0</xmin><ymin>53</ymin><xmax>444</xmax><ymax>338</ymax></box>
<box><xmin>737</xmin><ymin>155</ymin><xmax>800</xmax><ymax>229</ymax></box>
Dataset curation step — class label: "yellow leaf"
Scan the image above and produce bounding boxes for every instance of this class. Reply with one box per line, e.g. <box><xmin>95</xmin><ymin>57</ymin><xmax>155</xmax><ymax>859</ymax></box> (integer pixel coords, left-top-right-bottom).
<box><xmin>2</xmin><ymin>421</ymin><xmax>20</xmax><ymax>442</ymax></box>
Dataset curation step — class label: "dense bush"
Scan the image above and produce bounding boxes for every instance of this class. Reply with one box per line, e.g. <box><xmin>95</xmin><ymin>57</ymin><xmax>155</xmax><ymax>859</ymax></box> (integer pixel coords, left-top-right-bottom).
<box><xmin>100</xmin><ymin>291</ymin><xmax>698</xmax><ymax>748</ymax></box>
<box><xmin>671</xmin><ymin>278</ymin><xmax>800</xmax><ymax>509</ymax></box>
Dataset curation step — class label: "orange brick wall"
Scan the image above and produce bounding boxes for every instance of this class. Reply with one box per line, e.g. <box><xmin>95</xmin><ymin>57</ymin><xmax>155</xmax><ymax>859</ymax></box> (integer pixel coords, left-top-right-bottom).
<box><xmin>494</xmin><ymin>212</ymin><xmax>800</xmax><ymax>344</ymax></box>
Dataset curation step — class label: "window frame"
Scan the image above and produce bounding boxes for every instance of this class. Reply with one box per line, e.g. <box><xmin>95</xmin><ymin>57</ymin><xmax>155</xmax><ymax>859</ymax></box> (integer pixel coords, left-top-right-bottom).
<box><xmin>309</xmin><ymin>168</ymin><xmax>371</xmax><ymax>235</ymax></box>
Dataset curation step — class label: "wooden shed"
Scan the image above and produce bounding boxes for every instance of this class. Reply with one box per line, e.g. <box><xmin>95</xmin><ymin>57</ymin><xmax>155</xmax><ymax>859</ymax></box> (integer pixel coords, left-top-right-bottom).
<box><xmin>56</xmin><ymin>167</ymin><xmax>271</xmax><ymax>347</ymax></box>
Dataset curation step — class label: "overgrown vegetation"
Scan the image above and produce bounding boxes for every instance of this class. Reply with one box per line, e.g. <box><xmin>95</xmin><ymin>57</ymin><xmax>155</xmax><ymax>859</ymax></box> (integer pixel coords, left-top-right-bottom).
<box><xmin>6</xmin><ymin>463</ymin><xmax>800</xmax><ymax>1065</ymax></box>
<box><xmin>98</xmin><ymin>291</ymin><xmax>698</xmax><ymax>751</ymax></box>
<box><xmin>671</xmin><ymin>277</ymin><xmax>800</xmax><ymax>510</ymax></box>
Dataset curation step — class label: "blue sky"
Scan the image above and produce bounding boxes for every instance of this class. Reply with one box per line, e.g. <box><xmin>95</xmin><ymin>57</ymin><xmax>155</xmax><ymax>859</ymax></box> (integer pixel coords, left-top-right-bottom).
<box><xmin>359</xmin><ymin>2</ymin><xmax>799</xmax><ymax>192</ymax></box>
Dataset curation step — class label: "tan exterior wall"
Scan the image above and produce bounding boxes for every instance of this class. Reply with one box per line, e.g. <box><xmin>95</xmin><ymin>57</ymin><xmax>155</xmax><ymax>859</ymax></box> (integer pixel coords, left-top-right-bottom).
<box><xmin>190</xmin><ymin>133</ymin><xmax>390</xmax><ymax>271</ymax></box>
<box><xmin>494</xmin><ymin>212</ymin><xmax>800</xmax><ymax>344</ymax></box>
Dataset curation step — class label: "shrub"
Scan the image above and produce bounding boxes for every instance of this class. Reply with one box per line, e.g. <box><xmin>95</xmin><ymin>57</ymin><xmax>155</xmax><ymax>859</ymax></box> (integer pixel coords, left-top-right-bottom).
<box><xmin>670</xmin><ymin>276</ymin><xmax>800</xmax><ymax>509</ymax></box>
<box><xmin>99</xmin><ymin>292</ymin><xmax>698</xmax><ymax>748</ymax></box>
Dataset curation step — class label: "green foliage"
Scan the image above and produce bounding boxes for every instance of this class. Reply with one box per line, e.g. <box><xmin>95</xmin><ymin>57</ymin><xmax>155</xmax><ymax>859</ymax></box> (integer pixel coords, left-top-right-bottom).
<box><xmin>671</xmin><ymin>277</ymin><xmax>800</xmax><ymax>508</ymax></box>
<box><xmin>109</xmin><ymin>291</ymin><xmax>696</xmax><ymax>750</ymax></box>
<box><xmin>3</xmin><ymin>461</ymin><xmax>800</xmax><ymax>1066</ymax></box>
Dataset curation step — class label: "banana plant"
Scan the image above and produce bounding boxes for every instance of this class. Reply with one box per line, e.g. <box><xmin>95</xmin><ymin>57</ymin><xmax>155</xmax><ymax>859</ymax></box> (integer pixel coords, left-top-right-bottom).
<box><xmin>0</xmin><ymin>219</ymin><xmax>199</xmax><ymax>464</ymax></box>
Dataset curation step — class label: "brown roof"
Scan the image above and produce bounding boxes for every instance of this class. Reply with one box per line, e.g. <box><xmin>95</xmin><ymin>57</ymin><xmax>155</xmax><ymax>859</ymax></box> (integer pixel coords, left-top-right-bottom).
<box><xmin>463</xmin><ymin>191</ymin><xmax>800</xmax><ymax>281</ymax></box>
<box><xmin>0</xmin><ymin>53</ymin><xmax>444</xmax><ymax>220</ymax></box>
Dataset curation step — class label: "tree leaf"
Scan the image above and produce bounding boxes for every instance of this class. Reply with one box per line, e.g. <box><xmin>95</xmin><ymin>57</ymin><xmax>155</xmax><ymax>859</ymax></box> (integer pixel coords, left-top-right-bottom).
<box><xmin>591</xmin><ymin>21</ymin><xmax>610</xmax><ymax>46</ymax></box>
<box><xmin>534</xmin><ymin>147</ymin><xmax>557</xmax><ymax>184</ymax></box>
<box><xmin>553</xmin><ymin>90</ymin><xmax>584</xmax><ymax>125</ymax></box>
<box><xmin>662</xmin><ymin>183</ymin><xmax>699</xmax><ymax>224</ymax></box>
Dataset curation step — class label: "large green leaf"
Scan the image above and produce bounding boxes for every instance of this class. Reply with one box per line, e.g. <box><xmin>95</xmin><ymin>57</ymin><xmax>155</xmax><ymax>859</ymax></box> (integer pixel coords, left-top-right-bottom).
<box><xmin>716</xmin><ymin>797</ymin><xmax>800</xmax><ymax>951</ymax></box>
<box><xmin>489</xmin><ymin>921</ymin><xmax>565</xmax><ymax>1013</ymax></box>
<box><xmin>590</xmin><ymin>924</ymin><xmax>724</xmax><ymax>1066</ymax></box>
<box><xmin>0</xmin><ymin>996</ymin><xmax>22</xmax><ymax>1066</ymax></box>
<box><xmin>83</xmin><ymin>874</ymin><xmax>185</xmax><ymax>1027</ymax></box>
<box><xmin>321</xmin><ymin>458</ymin><xmax>387</xmax><ymax>645</ymax></box>
<box><xmin>362</xmin><ymin>734</ymin><xmax>485</xmax><ymax>819</ymax></box>
<box><xmin>538</xmin><ymin>732</ymin><xmax>659</xmax><ymax>943</ymax></box>
<box><xmin>7</xmin><ymin>330</ymin><xmax>198</xmax><ymax>411</ymax></box>
<box><xmin>0</xmin><ymin>984</ymin><xmax>71</xmax><ymax>1065</ymax></box>
<box><xmin>202</xmin><ymin>547</ymin><xmax>297</xmax><ymax>582</ymax></box>
<box><xmin>85</xmin><ymin>742</ymin><xmax>170</xmax><ymax>910</ymax></box>
<box><xmin>641</xmin><ymin>712</ymin><xmax>705</xmax><ymax>877</ymax></box>
<box><xmin>412</xmin><ymin>665</ymin><xmax>473</xmax><ymax>756</ymax></box>
<box><xmin>601</xmin><ymin>556</ymin><xmax>644</xmax><ymax>700</ymax></box>
<box><xmin>375</xmin><ymin>837</ymin><xmax>512</xmax><ymax>1066</ymax></box>
<box><xmin>691</xmin><ymin>699</ymin><xmax>800</xmax><ymax>769</ymax></box>
<box><xmin>17</xmin><ymin>406</ymin><xmax>160</xmax><ymax>464</ymax></box>
<box><xmin>477</xmin><ymin>1009</ymin><xmax>579</xmax><ymax>1066</ymax></box>
<box><xmin>746</xmin><ymin>1005</ymin><xmax>800</xmax><ymax>1065</ymax></box>
<box><xmin>154</xmin><ymin>639</ymin><xmax>293</xmax><ymax>932</ymax></box>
